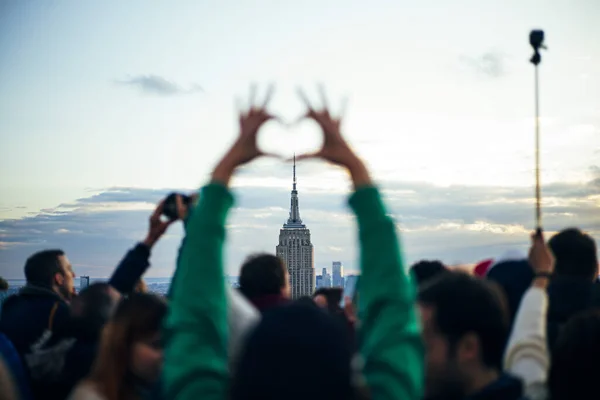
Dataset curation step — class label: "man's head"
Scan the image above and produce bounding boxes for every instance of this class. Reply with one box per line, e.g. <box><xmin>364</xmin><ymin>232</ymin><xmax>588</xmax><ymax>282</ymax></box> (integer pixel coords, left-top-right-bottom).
<box><xmin>239</xmin><ymin>253</ymin><xmax>290</xmax><ymax>300</ymax></box>
<box><xmin>417</xmin><ymin>272</ymin><xmax>509</xmax><ymax>398</ymax></box>
<box><xmin>410</xmin><ymin>260</ymin><xmax>448</xmax><ymax>286</ymax></box>
<box><xmin>549</xmin><ymin>228</ymin><xmax>598</xmax><ymax>281</ymax></box>
<box><xmin>24</xmin><ymin>249</ymin><xmax>75</xmax><ymax>301</ymax></box>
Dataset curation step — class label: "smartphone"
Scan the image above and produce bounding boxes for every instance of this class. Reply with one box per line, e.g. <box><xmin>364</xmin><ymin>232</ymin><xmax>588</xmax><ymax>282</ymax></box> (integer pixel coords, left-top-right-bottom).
<box><xmin>340</xmin><ymin>276</ymin><xmax>359</xmax><ymax>307</ymax></box>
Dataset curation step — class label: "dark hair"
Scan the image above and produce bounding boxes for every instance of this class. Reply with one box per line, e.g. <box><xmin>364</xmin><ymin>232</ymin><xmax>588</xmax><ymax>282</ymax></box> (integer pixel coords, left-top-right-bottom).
<box><xmin>418</xmin><ymin>272</ymin><xmax>509</xmax><ymax>370</ymax></box>
<box><xmin>71</xmin><ymin>283</ymin><xmax>116</xmax><ymax>340</ymax></box>
<box><xmin>24</xmin><ymin>249</ymin><xmax>65</xmax><ymax>287</ymax></box>
<box><xmin>232</xmin><ymin>303</ymin><xmax>353</xmax><ymax>400</ymax></box>
<box><xmin>239</xmin><ymin>254</ymin><xmax>286</xmax><ymax>299</ymax></box>
<box><xmin>0</xmin><ymin>277</ymin><xmax>8</xmax><ymax>291</ymax></box>
<box><xmin>549</xmin><ymin>228</ymin><xmax>598</xmax><ymax>280</ymax></box>
<box><xmin>410</xmin><ymin>260</ymin><xmax>448</xmax><ymax>286</ymax></box>
<box><xmin>313</xmin><ymin>287</ymin><xmax>343</xmax><ymax>311</ymax></box>
<box><xmin>549</xmin><ymin>309</ymin><xmax>600</xmax><ymax>400</ymax></box>
<box><xmin>89</xmin><ymin>293</ymin><xmax>167</xmax><ymax>400</ymax></box>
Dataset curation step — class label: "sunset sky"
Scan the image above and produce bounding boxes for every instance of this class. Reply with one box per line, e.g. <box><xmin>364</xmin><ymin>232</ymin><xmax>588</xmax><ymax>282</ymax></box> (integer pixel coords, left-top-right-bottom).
<box><xmin>1</xmin><ymin>0</ymin><xmax>598</xmax><ymax>278</ymax></box>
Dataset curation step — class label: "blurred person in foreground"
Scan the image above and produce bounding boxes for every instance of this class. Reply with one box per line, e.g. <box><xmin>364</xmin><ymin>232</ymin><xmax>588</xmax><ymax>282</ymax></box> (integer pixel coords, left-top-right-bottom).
<box><xmin>545</xmin><ymin>227</ymin><xmax>600</xmax><ymax>350</ymax></box>
<box><xmin>69</xmin><ymin>293</ymin><xmax>167</xmax><ymax>400</ymax></box>
<box><xmin>163</xmin><ymin>86</ymin><xmax>424</xmax><ymax>399</ymax></box>
<box><xmin>238</xmin><ymin>253</ymin><xmax>290</xmax><ymax>312</ymax></box>
<box><xmin>418</xmin><ymin>271</ymin><xmax>524</xmax><ymax>400</ymax></box>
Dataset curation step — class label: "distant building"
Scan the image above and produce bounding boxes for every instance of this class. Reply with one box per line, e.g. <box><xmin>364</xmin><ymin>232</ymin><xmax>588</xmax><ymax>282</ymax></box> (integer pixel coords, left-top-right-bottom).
<box><xmin>80</xmin><ymin>276</ymin><xmax>90</xmax><ymax>290</ymax></box>
<box><xmin>316</xmin><ymin>275</ymin><xmax>323</xmax><ymax>288</ymax></box>
<box><xmin>321</xmin><ymin>267</ymin><xmax>332</xmax><ymax>288</ymax></box>
<box><xmin>276</xmin><ymin>158</ymin><xmax>315</xmax><ymax>299</ymax></box>
<box><xmin>344</xmin><ymin>275</ymin><xmax>359</xmax><ymax>292</ymax></box>
<box><xmin>332</xmin><ymin>262</ymin><xmax>344</xmax><ymax>287</ymax></box>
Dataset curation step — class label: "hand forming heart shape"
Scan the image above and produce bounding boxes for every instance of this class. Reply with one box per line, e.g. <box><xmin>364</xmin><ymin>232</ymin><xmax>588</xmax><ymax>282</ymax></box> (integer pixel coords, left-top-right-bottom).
<box><xmin>211</xmin><ymin>84</ymin><xmax>370</xmax><ymax>188</ymax></box>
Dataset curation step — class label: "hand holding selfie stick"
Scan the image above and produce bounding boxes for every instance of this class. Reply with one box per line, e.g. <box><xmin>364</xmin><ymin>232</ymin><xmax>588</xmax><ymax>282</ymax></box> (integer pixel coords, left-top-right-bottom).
<box><xmin>530</xmin><ymin>30</ymin><xmax>546</xmax><ymax>235</ymax></box>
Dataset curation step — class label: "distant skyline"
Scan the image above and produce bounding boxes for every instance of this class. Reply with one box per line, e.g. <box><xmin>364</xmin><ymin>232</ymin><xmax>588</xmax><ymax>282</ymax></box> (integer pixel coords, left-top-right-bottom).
<box><xmin>1</xmin><ymin>0</ymin><xmax>599</xmax><ymax>278</ymax></box>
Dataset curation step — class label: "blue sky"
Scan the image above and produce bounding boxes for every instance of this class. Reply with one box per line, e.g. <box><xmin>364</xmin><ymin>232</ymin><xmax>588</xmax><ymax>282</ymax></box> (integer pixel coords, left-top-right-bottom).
<box><xmin>1</xmin><ymin>0</ymin><xmax>599</xmax><ymax>278</ymax></box>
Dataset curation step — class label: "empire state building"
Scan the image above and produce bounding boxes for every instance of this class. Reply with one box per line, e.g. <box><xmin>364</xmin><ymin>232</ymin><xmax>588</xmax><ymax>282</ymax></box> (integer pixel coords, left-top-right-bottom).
<box><xmin>276</xmin><ymin>157</ymin><xmax>315</xmax><ymax>299</ymax></box>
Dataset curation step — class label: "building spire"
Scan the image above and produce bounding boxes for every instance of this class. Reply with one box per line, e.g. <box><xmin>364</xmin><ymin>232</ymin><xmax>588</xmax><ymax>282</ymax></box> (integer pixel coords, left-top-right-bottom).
<box><xmin>284</xmin><ymin>154</ymin><xmax>304</xmax><ymax>228</ymax></box>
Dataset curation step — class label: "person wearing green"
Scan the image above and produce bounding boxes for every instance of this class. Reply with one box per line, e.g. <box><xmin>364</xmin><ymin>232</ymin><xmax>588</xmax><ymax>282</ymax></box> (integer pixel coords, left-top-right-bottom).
<box><xmin>163</xmin><ymin>86</ymin><xmax>424</xmax><ymax>400</ymax></box>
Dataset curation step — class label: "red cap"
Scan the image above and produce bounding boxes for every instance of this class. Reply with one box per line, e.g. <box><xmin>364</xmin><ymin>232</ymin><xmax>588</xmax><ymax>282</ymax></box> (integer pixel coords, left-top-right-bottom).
<box><xmin>473</xmin><ymin>259</ymin><xmax>494</xmax><ymax>277</ymax></box>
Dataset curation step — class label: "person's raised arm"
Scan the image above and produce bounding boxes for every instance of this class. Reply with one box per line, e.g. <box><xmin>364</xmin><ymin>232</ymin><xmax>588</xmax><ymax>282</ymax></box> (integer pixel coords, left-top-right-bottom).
<box><xmin>163</xmin><ymin>86</ymin><xmax>277</xmax><ymax>400</ymax></box>
<box><xmin>504</xmin><ymin>231</ymin><xmax>553</xmax><ymax>400</ymax></box>
<box><xmin>295</xmin><ymin>87</ymin><xmax>424</xmax><ymax>400</ymax></box>
<box><xmin>108</xmin><ymin>201</ymin><xmax>175</xmax><ymax>294</ymax></box>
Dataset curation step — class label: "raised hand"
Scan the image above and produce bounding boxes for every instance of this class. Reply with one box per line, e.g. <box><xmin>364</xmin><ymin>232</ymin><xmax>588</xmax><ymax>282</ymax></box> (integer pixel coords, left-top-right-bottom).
<box><xmin>528</xmin><ymin>230</ymin><xmax>554</xmax><ymax>288</ymax></box>
<box><xmin>212</xmin><ymin>85</ymin><xmax>279</xmax><ymax>185</ymax></box>
<box><xmin>295</xmin><ymin>85</ymin><xmax>371</xmax><ymax>187</ymax></box>
<box><xmin>295</xmin><ymin>86</ymin><xmax>356</xmax><ymax>167</ymax></box>
<box><xmin>143</xmin><ymin>197</ymin><xmax>184</xmax><ymax>248</ymax></box>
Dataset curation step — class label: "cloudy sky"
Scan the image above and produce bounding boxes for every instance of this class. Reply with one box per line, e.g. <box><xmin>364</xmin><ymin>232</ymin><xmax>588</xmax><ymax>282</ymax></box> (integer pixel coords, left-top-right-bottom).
<box><xmin>1</xmin><ymin>0</ymin><xmax>599</xmax><ymax>279</ymax></box>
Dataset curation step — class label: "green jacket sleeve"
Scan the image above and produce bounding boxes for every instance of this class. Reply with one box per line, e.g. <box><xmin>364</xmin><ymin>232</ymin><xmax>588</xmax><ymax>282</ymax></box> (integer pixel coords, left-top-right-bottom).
<box><xmin>349</xmin><ymin>186</ymin><xmax>424</xmax><ymax>400</ymax></box>
<box><xmin>163</xmin><ymin>183</ymin><xmax>233</xmax><ymax>400</ymax></box>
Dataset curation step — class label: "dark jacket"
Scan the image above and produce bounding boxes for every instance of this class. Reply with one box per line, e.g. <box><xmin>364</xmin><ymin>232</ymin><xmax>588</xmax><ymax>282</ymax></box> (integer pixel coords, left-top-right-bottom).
<box><xmin>0</xmin><ymin>242</ymin><xmax>152</xmax><ymax>400</ymax></box>
<box><xmin>466</xmin><ymin>374</ymin><xmax>526</xmax><ymax>400</ymax></box>
<box><xmin>546</xmin><ymin>276</ymin><xmax>600</xmax><ymax>350</ymax></box>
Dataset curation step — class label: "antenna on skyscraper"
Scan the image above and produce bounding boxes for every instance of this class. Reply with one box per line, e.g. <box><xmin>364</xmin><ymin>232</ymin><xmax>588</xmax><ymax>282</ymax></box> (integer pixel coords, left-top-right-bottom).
<box><xmin>293</xmin><ymin>153</ymin><xmax>297</xmax><ymax>191</ymax></box>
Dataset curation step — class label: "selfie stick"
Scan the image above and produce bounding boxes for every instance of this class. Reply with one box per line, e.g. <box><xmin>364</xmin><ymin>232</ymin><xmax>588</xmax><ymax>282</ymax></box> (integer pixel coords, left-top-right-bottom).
<box><xmin>529</xmin><ymin>30</ymin><xmax>546</xmax><ymax>233</ymax></box>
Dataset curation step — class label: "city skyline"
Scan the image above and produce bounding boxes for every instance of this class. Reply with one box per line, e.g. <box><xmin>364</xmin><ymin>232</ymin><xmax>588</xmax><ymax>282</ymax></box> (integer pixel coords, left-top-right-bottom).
<box><xmin>1</xmin><ymin>1</ymin><xmax>599</xmax><ymax>278</ymax></box>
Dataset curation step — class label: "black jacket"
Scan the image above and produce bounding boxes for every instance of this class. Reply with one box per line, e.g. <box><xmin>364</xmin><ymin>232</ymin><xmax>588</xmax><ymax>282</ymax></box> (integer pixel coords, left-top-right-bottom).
<box><xmin>466</xmin><ymin>374</ymin><xmax>526</xmax><ymax>400</ymax></box>
<box><xmin>546</xmin><ymin>276</ymin><xmax>600</xmax><ymax>350</ymax></box>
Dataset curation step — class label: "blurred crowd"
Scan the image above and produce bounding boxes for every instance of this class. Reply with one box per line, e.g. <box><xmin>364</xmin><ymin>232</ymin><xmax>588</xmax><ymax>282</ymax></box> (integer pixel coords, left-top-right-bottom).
<box><xmin>1</xmin><ymin>88</ymin><xmax>598</xmax><ymax>400</ymax></box>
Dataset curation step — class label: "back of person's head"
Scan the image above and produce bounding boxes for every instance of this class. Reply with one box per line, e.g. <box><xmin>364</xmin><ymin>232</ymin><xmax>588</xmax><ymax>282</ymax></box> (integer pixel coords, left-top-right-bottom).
<box><xmin>410</xmin><ymin>260</ymin><xmax>448</xmax><ymax>286</ymax></box>
<box><xmin>549</xmin><ymin>228</ymin><xmax>598</xmax><ymax>280</ymax></box>
<box><xmin>417</xmin><ymin>272</ymin><xmax>509</xmax><ymax>398</ymax></box>
<box><xmin>549</xmin><ymin>309</ymin><xmax>600</xmax><ymax>400</ymax></box>
<box><xmin>71</xmin><ymin>283</ymin><xmax>119</xmax><ymax>340</ymax></box>
<box><xmin>232</xmin><ymin>302</ymin><xmax>354</xmax><ymax>400</ymax></box>
<box><xmin>24</xmin><ymin>249</ymin><xmax>65</xmax><ymax>287</ymax></box>
<box><xmin>0</xmin><ymin>277</ymin><xmax>8</xmax><ymax>292</ymax></box>
<box><xmin>239</xmin><ymin>254</ymin><xmax>289</xmax><ymax>300</ymax></box>
<box><xmin>90</xmin><ymin>293</ymin><xmax>167</xmax><ymax>400</ymax></box>
<box><xmin>486</xmin><ymin>259</ymin><xmax>533</xmax><ymax>327</ymax></box>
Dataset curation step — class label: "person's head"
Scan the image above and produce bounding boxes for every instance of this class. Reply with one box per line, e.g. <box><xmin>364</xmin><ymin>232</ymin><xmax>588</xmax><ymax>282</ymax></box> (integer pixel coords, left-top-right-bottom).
<box><xmin>486</xmin><ymin>259</ymin><xmax>533</xmax><ymax>327</ymax></box>
<box><xmin>549</xmin><ymin>309</ymin><xmax>600</xmax><ymax>400</ymax></box>
<box><xmin>549</xmin><ymin>228</ymin><xmax>598</xmax><ymax>281</ymax></box>
<box><xmin>0</xmin><ymin>277</ymin><xmax>8</xmax><ymax>292</ymax></box>
<box><xmin>417</xmin><ymin>272</ymin><xmax>509</xmax><ymax>398</ymax></box>
<box><xmin>232</xmin><ymin>302</ymin><xmax>354</xmax><ymax>400</ymax></box>
<box><xmin>90</xmin><ymin>293</ymin><xmax>167</xmax><ymax>399</ymax></box>
<box><xmin>312</xmin><ymin>287</ymin><xmax>343</xmax><ymax>312</ymax></box>
<box><xmin>24</xmin><ymin>249</ymin><xmax>75</xmax><ymax>300</ymax></box>
<box><xmin>239</xmin><ymin>254</ymin><xmax>290</xmax><ymax>300</ymax></box>
<box><xmin>410</xmin><ymin>260</ymin><xmax>448</xmax><ymax>286</ymax></box>
<box><xmin>70</xmin><ymin>283</ymin><xmax>121</xmax><ymax>340</ymax></box>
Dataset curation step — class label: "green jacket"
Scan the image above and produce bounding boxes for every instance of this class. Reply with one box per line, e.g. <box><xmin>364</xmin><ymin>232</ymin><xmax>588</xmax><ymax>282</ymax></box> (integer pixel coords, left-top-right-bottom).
<box><xmin>164</xmin><ymin>183</ymin><xmax>424</xmax><ymax>400</ymax></box>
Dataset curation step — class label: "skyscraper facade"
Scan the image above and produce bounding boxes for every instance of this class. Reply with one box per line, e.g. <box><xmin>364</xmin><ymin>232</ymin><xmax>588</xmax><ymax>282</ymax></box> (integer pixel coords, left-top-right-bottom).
<box><xmin>276</xmin><ymin>158</ymin><xmax>315</xmax><ymax>299</ymax></box>
<box><xmin>332</xmin><ymin>261</ymin><xmax>344</xmax><ymax>287</ymax></box>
